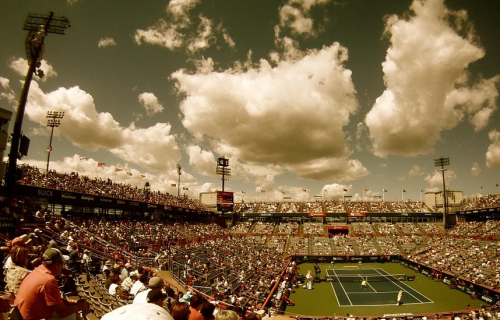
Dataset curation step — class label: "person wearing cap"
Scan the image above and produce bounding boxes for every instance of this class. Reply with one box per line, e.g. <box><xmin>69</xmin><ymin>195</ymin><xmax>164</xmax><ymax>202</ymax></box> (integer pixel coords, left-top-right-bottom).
<box><xmin>101</xmin><ymin>288</ymin><xmax>174</xmax><ymax>320</ymax></box>
<box><xmin>14</xmin><ymin>248</ymin><xmax>90</xmax><ymax>320</ymax></box>
<box><xmin>133</xmin><ymin>276</ymin><xmax>165</xmax><ymax>304</ymax></box>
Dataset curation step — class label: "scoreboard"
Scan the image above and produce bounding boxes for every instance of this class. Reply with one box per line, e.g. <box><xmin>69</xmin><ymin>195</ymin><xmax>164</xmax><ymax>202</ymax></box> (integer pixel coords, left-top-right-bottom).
<box><xmin>217</xmin><ymin>191</ymin><xmax>234</xmax><ymax>212</ymax></box>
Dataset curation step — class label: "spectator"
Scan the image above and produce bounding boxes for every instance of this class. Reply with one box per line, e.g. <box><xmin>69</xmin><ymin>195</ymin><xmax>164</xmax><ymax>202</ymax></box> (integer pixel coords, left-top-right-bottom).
<box><xmin>101</xmin><ymin>288</ymin><xmax>173</xmax><ymax>320</ymax></box>
<box><xmin>170</xmin><ymin>302</ymin><xmax>191</xmax><ymax>320</ymax></box>
<box><xmin>4</xmin><ymin>245</ymin><xmax>31</xmax><ymax>295</ymax></box>
<box><xmin>188</xmin><ymin>294</ymin><xmax>205</xmax><ymax>320</ymax></box>
<box><xmin>14</xmin><ymin>248</ymin><xmax>89</xmax><ymax>320</ymax></box>
<box><xmin>133</xmin><ymin>276</ymin><xmax>165</xmax><ymax>304</ymax></box>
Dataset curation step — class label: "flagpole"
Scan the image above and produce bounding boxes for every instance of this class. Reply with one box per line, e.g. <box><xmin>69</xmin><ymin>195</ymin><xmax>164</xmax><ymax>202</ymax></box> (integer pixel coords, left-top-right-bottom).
<box><xmin>362</xmin><ymin>189</ymin><xmax>365</xmax><ymax>201</ymax></box>
<box><xmin>382</xmin><ymin>188</ymin><xmax>385</xmax><ymax>202</ymax></box>
<box><xmin>401</xmin><ymin>189</ymin><xmax>404</xmax><ymax>201</ymax></box>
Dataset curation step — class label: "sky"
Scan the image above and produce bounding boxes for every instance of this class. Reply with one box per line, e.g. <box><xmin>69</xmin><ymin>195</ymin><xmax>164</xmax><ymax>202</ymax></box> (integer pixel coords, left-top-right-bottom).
<box><xmin>0</xmin><ymin>0</ymin><xmax>499</xmax><ymax>203</ymax></box>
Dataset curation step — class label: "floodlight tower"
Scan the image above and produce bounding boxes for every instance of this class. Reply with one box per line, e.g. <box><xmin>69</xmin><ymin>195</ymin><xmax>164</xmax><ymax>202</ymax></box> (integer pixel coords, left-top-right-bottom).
<box><xmin>46</xmin><ymin>111</ymin><xmax>64</xmax><ymax>173</ymax></box>
<box><xmin>6</xmin><ymin>12</ymin><xmax>71</xmax><ymax>191</ymax></box>
<box><xmin>434</xmin><ymin>156</ymin><xmax>450</xmax><ymax>228</ymax></box>
<box><xmin>216</xmin><ymin>156</ymin><xmax>231</xmax><ymax>191</ymax></box>
<box><xmin>176</xmin><ymin>163</ymin><xmax>182</xmax><ymax>197</ymax></box>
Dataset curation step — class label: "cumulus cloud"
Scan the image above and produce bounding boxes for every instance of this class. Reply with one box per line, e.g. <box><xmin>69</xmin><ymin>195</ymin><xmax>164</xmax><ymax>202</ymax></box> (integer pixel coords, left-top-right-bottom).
<box><xmin>186</xmin><ymin>145</ymin><xmax>216</xmax><ymax>176</ymax></box>
<box><xmin>408</xmin><ymin>164</ymin><xmax>424</xmax><ymax>178</ymax></box>
<box><xmin>366</xmin><ymin>0</ymin><xmax>500</xmax><ymax>158</ymax></box>
<box><xmin>24</xmin><ymin>82</ymin><xmax>180</xmax><ymax>172</ymax></box>
<box><xmin>138</xmin><ymin>92</ymin><xmax>164</xmax><ymax>116</ymax></box>
<box><xmin>134</xmin><ymin>0</ymin><xmax>230</xmax><ymax>54</ymax></box>
<box><xmin>0</xmin><ymin>77</ymin><xmax>16</xmax><ymax>104</ymax></box>
<box><xmin>486</xmin><ymin>129</ymin><xmax>500</xmax><ymax>168</ymax></box>
<box><xmin>173</xmin><ymin>43</ymin><xmax>368</xmax><ymax>181</ymax></box>
<box><xmin>98</xmin><ymin>38</ymin><xmax>117</xmax><ymax>48</ymax></box>
<box><xmin>321</xmin><ymin>183</ymin><xmax>352</xmax><ymax>200</ymax></box>
<box><xmin>10</xmin><ymin>58</ymin><xmax>57</xmax><ymax>82</ymax></box>
<box><xmin>278</xmin><ymin>0</ymin><xmax>329</xmax><ymax>37</ymax></box>
<box><xmin>424</xmin><ymin>169</ymin><xmax>457</xmax><ymax>189</ymax></box>
<box><xmin>470</xmin><ymin>162</ymin><xmax>481</xmax><ymax>176</ymax></box>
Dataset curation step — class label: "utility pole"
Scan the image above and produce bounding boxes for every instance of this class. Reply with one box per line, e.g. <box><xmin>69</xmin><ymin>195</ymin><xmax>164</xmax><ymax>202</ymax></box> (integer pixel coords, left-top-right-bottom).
<box><xmin>434</xmin><ymin>156</ymin><xmax>450</xmax><ymax>229</ymax></box>
<box><xmin>6</xmin><ymin>12</ymin><xmax>71</xmax><ymax>191</ymax></box>
<box><xmin>46</xmin><ymin>111</ymin><xmax>64</xmax><ymax>173</ymax></box>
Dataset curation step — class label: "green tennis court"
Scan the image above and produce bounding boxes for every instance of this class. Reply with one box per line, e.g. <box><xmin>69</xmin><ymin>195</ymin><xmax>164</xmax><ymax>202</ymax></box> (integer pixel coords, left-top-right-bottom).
<box><xmin>327</xmin><ymin>268</ymin><xmax>433</xmax><ymax>307</ymax></box>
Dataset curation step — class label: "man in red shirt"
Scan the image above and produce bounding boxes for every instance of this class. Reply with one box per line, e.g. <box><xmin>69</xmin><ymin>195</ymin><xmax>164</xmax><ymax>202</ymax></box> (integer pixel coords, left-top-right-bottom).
<box><xmin>14</xmin><ymin>248</ymin><xmax>90</xmax><ymax>320</ymax></box>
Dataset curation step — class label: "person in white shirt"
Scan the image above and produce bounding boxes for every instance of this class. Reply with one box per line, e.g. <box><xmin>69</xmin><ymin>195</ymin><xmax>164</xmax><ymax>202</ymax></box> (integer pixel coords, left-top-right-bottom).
<box><xmin>130</xmin><ymin>273</ymin><xmax>148</xmax><ymax>296</ymax></box>
<box><xmin>102</xmin><ymin>289</ymin><xmax>173</xmax><ymax>320</ymax></box>
<box><xmin>133</xmin><ymin>276</ymin><xmax>165</xmax><ymax>304</ymax></box>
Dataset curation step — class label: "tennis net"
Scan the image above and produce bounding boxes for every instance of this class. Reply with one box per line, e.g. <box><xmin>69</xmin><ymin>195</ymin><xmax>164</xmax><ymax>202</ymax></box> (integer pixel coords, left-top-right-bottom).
<box><xmin>325</xmin><ymin>274</ymin><xmax>407</xmax><ymax>282</ymax></box>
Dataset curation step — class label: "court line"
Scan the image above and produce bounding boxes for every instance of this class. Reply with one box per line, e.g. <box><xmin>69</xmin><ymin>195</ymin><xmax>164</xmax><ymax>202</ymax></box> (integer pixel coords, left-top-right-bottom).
<box><xmin>331</xmin><ymin>269</ymin><xmax>353</xmax><ymax>306</ymax></box>
<box><xmin>338</xmin><ymin>301</ymin><xmax>435</xmax><ymax>307</ymax></box>
<box><xmin>374</xmin><ymin>268</ymin><xmax>432</xmax><ymax>303</ymax></box>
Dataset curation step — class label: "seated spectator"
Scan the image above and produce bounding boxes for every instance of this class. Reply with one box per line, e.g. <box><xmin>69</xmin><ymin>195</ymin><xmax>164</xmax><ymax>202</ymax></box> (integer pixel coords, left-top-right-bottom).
<box><xmin>14</xmin><ymin>248</ymin><xmax>90</xmax><ymax>320</ymax></box>
<box><xmin>121</xmin><ymin>271</ymin><xmax>138</xmax><ymax>294</ymax></box>
<box><xmin>170</xmin><ymin>302</ymin><xmax>191</xmax><ymax>320</ymax></box>
<box><xmin>188</xmin><ymin>294</ymin><xmax>205</xmax><ymax>320</ymax></box>
<box><xmin>133</xmin><ymin>276</ymin><xmax>165</xmax><ymax>304</ymax></box>
<box><xmin>215</xmin><ymin>310</ymin><xmax>239</xmax><ymax>320</ymax></box>
<box><xmin>4</xmin><ymin>245</ymin><xmax>31</xmax><ymax>295</ymax></box>
<box><xmin>200</xmin><ymin>301</ymin><xmax>216</xmax><ymax>320</ymax></box>
<box><xmin>130</xmin><ymin>273</ymin><xmax>149</xmax><ymax>296</ymax></box>
<box><xmin>101</xmin><ymin>288</ymin><xmax>173</xmax><ymax>320</ymax></box>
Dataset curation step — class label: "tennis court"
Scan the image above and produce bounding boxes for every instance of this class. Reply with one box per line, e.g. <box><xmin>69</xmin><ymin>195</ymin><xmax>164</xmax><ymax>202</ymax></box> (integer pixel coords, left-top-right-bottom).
<box><xmin>326</xmin><ymin>268</ymin><xmax>433</xmax><ymax>307</ymax></box>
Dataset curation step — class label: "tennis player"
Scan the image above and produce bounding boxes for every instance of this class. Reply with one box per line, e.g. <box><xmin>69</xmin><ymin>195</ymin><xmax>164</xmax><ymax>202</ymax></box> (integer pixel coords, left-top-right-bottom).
<box><xmin>361</xmin><ymin>279</ymin><xmax>367</xmax><ymax>289</ymax></box>
<box><xmin>397</xmin><ymin>290</ymin><xmax>403</xmax><ymax>306</ymax></box>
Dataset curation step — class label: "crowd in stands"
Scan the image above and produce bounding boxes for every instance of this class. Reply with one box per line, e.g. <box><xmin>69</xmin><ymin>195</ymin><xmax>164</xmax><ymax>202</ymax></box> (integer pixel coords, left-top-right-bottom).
<box><xmin>18</xmin><ymin>164</ymin><xmax>205</xmax><ymax>210</ymax></box>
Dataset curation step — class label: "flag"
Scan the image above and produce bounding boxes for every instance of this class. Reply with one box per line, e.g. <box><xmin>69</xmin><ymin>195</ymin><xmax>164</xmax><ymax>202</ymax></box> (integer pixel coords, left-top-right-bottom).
<box><xmin>343</xmin><ymin>188</ymin><xmax>348</xmax><ymax>192</ymax></box>
<box><xmin>260</xmin><ymin>190</ymin><xmax>265</xmax><ymax>193</ymax></box>
<box><xmin>141</xmin><ymin>174</ymin><xmax>146</xmax><ymax>178</ymax></box>
<box><xmin>383</xmin><ymin>189</ymin><xmax>387</xmax><ymax>192</ymax></box>
<box><xmin>46</xmin><ymin>146</ymin><xmax>52</xmax><ymax>153</ymax></box>
<box><xmin>97</xmin><ymin>162</ymin><xmax>105</xmax><ymax>168</ymax></box>
<box><xmin>496</xmin><ymin>183</ymin><xmax>499</xmax><ymax>187</ymax></box>
<box><xmin>79</xmin><ymin>157</ymin><xmax>88</xmax><ymax>161</ymax></box>
<box><xmin>403</xmin><ymin>189</ymin><xmax>407</xmax><ymax>193</ymax></box>
<box><xmin>115</xmin><ymin>168</ymin><xmax>123</xmax><ymax>172</ymax></box>
<box><xmin>363</xmin><ymin>188</ymin><xmax>369</xmax><ymax>192</ymax></box>
<box><xmin>242</xmin><ymin>191</ymin><xmax>246</xmax><ymax>194</ymax></box>
<box><xmin>183</xmin><ymin>187</ymin><xmax>189</xmax><ymax>190</ymax></box>
<box><xmin>127</xmin><ymin>171</ymin><xmax>132</xmax><ymax>176</ymax></box>
<box><xmin>171</xmin><ymin>183</ymin><xmax>176</xmax><ymax>187</ymax></box>
<box><xmin>280</xmin><ymin>190</ymin><xmax>285</xmax><ymax>194</ymax></box>
<box><xmin>302</xmin><ymin>189</ymin><xmax>307</xmax><ymax>192</ymax></box>
<box><xmin>420</xmin><ymin>189</ymin><xmax>423</xmax><ymax>192</ymax></box>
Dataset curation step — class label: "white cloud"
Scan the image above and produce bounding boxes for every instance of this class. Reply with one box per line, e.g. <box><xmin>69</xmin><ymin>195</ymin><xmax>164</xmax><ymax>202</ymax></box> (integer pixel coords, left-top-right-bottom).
<box><xmin>278</xmin><ymin>0</ymin><xmax>329</xmax><ymax>37</ymax></box>
<box><xmin>134</xmin><ymin>0</ymin><xmax>235</xmax><ymax>54</ymax></box>
<box><xmin>138</xmin><ymin>92</ymin><xmax>164</xmax><ymax>116</ymax></box>
<box><xmin>24</xmin><ymin>82</ymin><xmax>180</xmax><ymax>172</ymax></box>
<box><xmin>186</xmin><ymin>145</ymin><xmax>216</xmax><ymax>176</ymax></box>
<box><xmin>365</xmin><ymin>0</ymin><xmax>500</xmax><ymax>158</ymax></box>
<box><xmin>98</xmin><ymin>38</ymin><xmax>117</xmax><ymax>48</ymax></box>
<box><xmin>424</xmin><ymin>169</ymin><xmax>457</xmax><ymax>189</ymax></box>
<box><xmin>186</xmin><ymin>15</ymin><xmax>215</xmax><ymax>54</ymax></box>
<box><xmin>486</xmin><ymin>129</ymin><xmax>500</xmax><ymax>168</ymax></box>
<box><xmin>0</xmin><ymin>77</ymin><xmax>16</xmax><ymax>104</ymax></box>
<box><xmin>10</xmin><ymin>58</ymin><xmax>57</xmax><ymax>82</ymax></box>
<box><xmin>173</xmin><ymin>43</ymin><xmax>367</xmax><ymax>181</ymax></box>
<box><xmin>470</xmin><ymin>162</ymin><xmax>481</xmax><ymax>176</ymax></box>
<box><xmin>408</xmin><ymin>165</ymin><xmax>424</xmax><ymax>178</ymax></box>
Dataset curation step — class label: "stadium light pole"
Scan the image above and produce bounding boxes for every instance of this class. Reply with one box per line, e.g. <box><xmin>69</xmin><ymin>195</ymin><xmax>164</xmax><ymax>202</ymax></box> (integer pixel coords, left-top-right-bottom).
<box><xmin>216</xmin><ymin>156</ymin><xmax>231</xmax><ymax>191</ymax></box>
<box><xmin>6</xmin><ymin>12</ymin><xmax>71</xmax><ymax>191</ymax></box>
<box><xmin>176</xmin><ymin>163</ymin><xmax>182</xmax><ymax>197</ymax></box>
<box><xmin>434</xmin><ymin>156</ymin><xmax>450</xmax><ymax>228</ymax></box>
<box><xmin>46</xmin><ymin>111</ymin><xmax>64</xmax><ymax>173</ymax></box>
